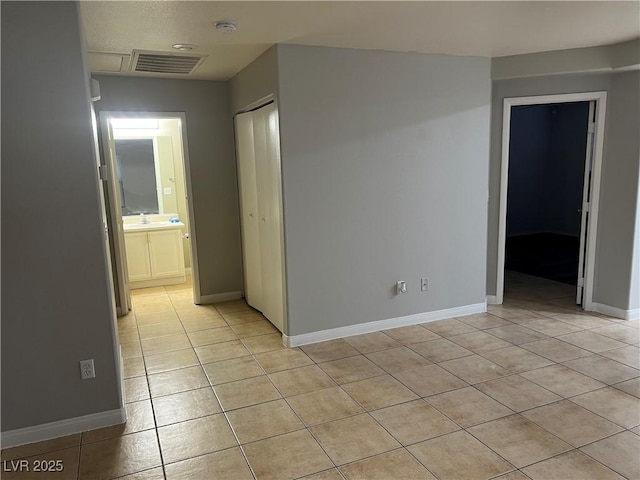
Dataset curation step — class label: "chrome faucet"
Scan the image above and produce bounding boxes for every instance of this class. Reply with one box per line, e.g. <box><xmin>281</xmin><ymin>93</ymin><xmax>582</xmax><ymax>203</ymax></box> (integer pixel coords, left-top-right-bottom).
<box><xmin>140</xmin><ymin>212</ymin><xmax>149</xmax><ymax>224</ymax></box>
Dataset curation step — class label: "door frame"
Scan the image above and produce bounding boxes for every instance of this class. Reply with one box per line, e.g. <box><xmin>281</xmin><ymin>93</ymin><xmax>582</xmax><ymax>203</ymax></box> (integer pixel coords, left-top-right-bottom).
<box><xmin>99</xmin><ymin>111</ymin><xmax>202</xmax><ymax>305</ymax></box>
<box><xmin>494</xmin><ymin>91</ymin><xmax>607</xmax><ymax>308</ymax></box>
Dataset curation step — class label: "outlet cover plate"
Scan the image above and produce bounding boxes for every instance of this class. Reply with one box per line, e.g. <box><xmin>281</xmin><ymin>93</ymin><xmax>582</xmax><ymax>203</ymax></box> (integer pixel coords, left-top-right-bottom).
<box><xmin>80</xmin><ymin>359</ymin><xmax>95</xmax><ymax>380</ymax></box>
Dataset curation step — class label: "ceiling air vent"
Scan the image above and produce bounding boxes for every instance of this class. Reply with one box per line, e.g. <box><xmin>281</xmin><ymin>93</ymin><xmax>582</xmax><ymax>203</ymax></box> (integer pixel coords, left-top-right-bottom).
<box><xmin>130</xmin><ymin>50</ymin><xmax>206</xmax><ymax>75</ymax></box>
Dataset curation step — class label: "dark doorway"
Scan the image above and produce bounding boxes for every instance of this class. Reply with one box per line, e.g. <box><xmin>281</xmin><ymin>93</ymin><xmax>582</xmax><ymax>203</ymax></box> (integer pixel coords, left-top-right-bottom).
<box><xmin>505</xmin><ymin>102</ymin><xmax>590</xmax><ymax>287</ymax></box>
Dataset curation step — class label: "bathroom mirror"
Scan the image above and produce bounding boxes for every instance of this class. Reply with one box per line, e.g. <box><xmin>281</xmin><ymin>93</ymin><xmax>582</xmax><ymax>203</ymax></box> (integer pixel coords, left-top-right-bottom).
<box><xmin>113</xmin><ymin>134</ymin><xmax>178</xmax><ymax>217</ymax></box>
<box><xmin>115</xmin><ymin>139</ymin><xmax>159</xmax><ymax>215</ymax></box>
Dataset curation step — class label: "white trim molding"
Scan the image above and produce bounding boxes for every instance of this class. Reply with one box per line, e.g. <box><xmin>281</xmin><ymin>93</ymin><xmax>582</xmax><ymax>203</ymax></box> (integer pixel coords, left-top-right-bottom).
<box><xmin>496</xmin><ymin>91</ymin><xmax>607</xmax><ymax>308</ymax></box>
<box><xmin>199</xmin><ymin>291</ymin><xmax>242</xmax><ymax>305</ymax></box>
<box><xmin>591</xmin><ymin>303</ymin><xmax>640</xmax><ymax>321</ymax></box>
<box><xmin>1</xmin><ymin>408</ymin><xmax>126</xmax><ymax>449</ymax></box>
<box><xmin>283</xmin><ymin>302</ymin><xmax>487</xmax><ymax>347</ymax></box>
<box><xmin>486</xmin><ymin>295</ymin><xmax>499</xmax><ymax>305</ymax></box>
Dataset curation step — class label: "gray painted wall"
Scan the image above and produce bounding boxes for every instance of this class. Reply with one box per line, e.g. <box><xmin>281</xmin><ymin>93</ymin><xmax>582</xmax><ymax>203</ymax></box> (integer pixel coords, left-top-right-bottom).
<box><xmin>1</xmin><ymin>2</ymin><xmax>121</xmax><ymax>431</ymax></box>
<box><xmin>93</xmin><ymin>76</ymin><xmax>243</xmax><ymax>298</ymax></box>
<box><xmin>594</xmin><ymin>71</ymin><xmax>640</xmax><ymax>310</ymax></box>
<box><xmin>489</xmin><ymin>72</ymin><xmax>640</xmax><ymax>311</ymax></box>
<box><xmin>277</xmin><ymin>45</ymin><xmax>491</xmax><ymax>336</ymax></box>
<box><xmin>230</xmin><ymin>46</ymin><xmax>279</xmax><ymax>114</ymax></box>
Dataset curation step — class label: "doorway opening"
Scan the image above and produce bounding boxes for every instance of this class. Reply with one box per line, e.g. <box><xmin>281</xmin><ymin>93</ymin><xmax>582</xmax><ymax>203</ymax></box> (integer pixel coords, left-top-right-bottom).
<box><xmin>495</xmin><ymin>92</ymin><xmax>607</xmax><ymax>309</ymax></box>
<box><xmin>99</xmin><ymin>113</ymin><xmax>200</xmax><ymax>315</ymax></box>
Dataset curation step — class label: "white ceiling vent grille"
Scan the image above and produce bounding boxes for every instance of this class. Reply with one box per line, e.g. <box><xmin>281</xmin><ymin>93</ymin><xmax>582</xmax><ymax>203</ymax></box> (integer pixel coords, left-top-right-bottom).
<box><xmin>130</xmin><ymin>50</ymin><xmax>206</xmax><ymax>75</ymax></box>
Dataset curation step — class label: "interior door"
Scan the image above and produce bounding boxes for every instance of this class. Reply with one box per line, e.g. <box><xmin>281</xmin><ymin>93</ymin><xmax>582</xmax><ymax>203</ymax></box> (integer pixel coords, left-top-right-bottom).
<box><xmin>235</xmin><ymin>111</ymin><xmax>263</xmax><ymax>311</ymax></box>
<box><xmin>262</xmin><ymin>104</ymin><xmax>285</xmax><ymax>330</ymax></box>
<box><xmin>576</xmin><ymin>101</ymin><xmax>596</xmax><ymax>305</ymax></box>
<box><xmin>253</xmin><ymin>104</ymin><xmax>285</xmax><ymax>331</ymax></box>
<box><xmin>253</xmin><ymin>107</ymin><xmax>271</xmax><ymax>316</ymax></box>
<box><xmin>100</xmin><ymin>114</ymin><xmax>132</xmax><ymax>315</ymax></box>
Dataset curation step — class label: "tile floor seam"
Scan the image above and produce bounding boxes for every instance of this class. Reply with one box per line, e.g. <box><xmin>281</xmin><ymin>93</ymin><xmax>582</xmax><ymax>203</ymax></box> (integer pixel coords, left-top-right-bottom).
<box><xmin>521</xmin><ymin>446</ymin><xmax>629</xmax><ymax>480</ymax></box>
<box><xmin>560</xmin><ymin>357</ymin><xmax>640</xmax><ymax>385</ymax></box>
<box><xmin>303</xmin><ymin>414</ymin><xmax>396</xmax><ymax>469</ymax></box>
<box><xmin>398</xmin><ymin>445</ymin><xmax>445</xmax><ymax>480</ymax></box>
<box><xmin>332</xmin><ymin>446</ymin><xmax>435</xmax><ymax>480</ymax></box>
<box><xmin>476</xmin><ymin>373</ymin><xmax>569</xmax><ymax>410</ymax></box>
<box><xmin>543</xmin><ymin>395</ymin><xmax>640</xmax><ymax>433</ymax></box>
<box><xmin>412</xmin><ymin>429</ymin><xmax>518</xmax><ymax>478</ymax></box>
<box><xmin>565</xmin><ymin>389</ymin><xmax>640</xmax><ymax>430</ymax></box>
<box><xmin>422</xmin><ymin>385</ymin><xmax>517</xmax><ymax>430</ymax></box>
<box><xmin>446</xmin><ymin>328</ymin><xmax>524</xmax><ymax>350</ymax></box>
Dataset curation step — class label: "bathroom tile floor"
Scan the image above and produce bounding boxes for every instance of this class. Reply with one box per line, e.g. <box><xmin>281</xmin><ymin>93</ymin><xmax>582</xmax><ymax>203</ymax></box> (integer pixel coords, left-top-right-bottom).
<box><xmin>2</xmin><ymin>272</ymin><xmax>639</xmax><ymax>479</ymax></box>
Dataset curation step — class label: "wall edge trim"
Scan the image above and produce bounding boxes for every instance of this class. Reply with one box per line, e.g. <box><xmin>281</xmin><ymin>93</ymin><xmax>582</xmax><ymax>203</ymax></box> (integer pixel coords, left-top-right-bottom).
<box><xmin>1</xmin><ymin>408</ymin><xmax>126</xmax><ymax>449</ymax></box>
<box><xmin>283</xmin><ymin>302</ymin><xmax>487</xmax><ymax>347</ymax></box>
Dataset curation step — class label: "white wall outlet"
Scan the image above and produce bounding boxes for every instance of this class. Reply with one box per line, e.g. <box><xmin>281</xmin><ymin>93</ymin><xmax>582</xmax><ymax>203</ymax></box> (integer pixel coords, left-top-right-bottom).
<box><xmin>396</xmin><ymin>280</ymin><xmax>407</xmax><ymax>294</ymax></box>
<box><xmin>421</xmin><ymin>277</ymin><xmax>429</xmax><ymax>291</ymax></box>
<box><xmin>80</xmin><ymin>359</ymin><xmax>95</xmax><ymax>380</ymax></box>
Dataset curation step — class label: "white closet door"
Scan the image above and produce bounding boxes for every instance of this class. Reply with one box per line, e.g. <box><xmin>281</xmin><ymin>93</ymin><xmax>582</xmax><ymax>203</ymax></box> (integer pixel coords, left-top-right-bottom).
<box><xmin>253</xmin><ymin>104</ymin><xmax>285</xmax><ymax>332</ymax></box>
<box><xmin>263</xmin><ymin>104</ymin><xmax>285</xmax><ymax>330</ymax></box>
<box><xmin>235</xmin><ymin>112</ymin><xmax>263</xmax><ymax>311</ymax></box>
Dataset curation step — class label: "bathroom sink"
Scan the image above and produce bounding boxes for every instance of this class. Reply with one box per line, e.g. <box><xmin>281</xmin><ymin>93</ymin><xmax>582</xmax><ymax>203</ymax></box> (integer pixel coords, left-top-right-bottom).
<box><xmin>123</xmin><ymin>221</ymin><xmax>184</xmax><ymax>232</ymax></box>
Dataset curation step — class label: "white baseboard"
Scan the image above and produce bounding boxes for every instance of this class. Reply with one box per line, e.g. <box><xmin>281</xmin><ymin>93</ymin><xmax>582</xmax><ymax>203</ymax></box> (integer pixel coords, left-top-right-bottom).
<box><xmin>283</xmin><ymin>302</ymin><xmax>487</xmax><ymax>347</ymax></box>
<box><xmin>486</xmin><ymin>295</ymin><xmax>499</xmax><ymax>305</ymax></box>
<box><xmin>199</xmin><ymin>291</ymin><xmax>242</xmax><ymax>305</ymax></box>
<box><xmin>1</xmin><ymin>408</ymin><xmax>126</xmax><ymax>449</ymax></box>
<box><xmin>591</xmin><ymin>302</ymin><xmax>640</xmax><ymax>321</ymax></box>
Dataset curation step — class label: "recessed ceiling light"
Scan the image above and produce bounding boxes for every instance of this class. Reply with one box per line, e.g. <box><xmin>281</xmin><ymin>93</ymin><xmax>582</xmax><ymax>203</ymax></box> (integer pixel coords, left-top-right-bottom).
<box><xmin>172</xmin><ymin>44</ymin><xmax>197</xmax><ymax>51</ymax></box>
<box><xmin>214</xmin><ymin>20</ymin><xmax>237</xmax><ymax>34</ymax></box>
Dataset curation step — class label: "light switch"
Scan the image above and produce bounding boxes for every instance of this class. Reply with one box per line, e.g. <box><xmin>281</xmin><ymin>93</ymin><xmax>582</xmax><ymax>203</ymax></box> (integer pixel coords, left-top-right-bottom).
<box><xmin>163</xmin><ymin>187</ymin><xmax>172</xmax><ymax>195</ymax></box>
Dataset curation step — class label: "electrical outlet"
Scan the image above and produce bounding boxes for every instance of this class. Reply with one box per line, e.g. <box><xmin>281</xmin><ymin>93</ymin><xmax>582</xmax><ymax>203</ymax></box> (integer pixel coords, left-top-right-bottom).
<box><xmin>80</xmin><ymin>359</ymin><xmax>95</xmax><ymax>380</ymax></box>
<box><xmin>396</xmin><ymin>281</ymin><xmax>407</xmax><ymax>294</ymax></box>
<box><xmin>421</xmin><ymin>278</ymin><xmax>429</xmax><ymax>292</ymax></box>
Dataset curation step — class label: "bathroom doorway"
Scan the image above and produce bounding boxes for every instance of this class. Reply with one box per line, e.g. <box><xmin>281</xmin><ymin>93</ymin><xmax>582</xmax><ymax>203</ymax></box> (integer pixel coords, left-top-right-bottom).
<box><xmin>99</xmin><ymin>112</ymin><xmax>200</xmax><ymax>314</ymax></box>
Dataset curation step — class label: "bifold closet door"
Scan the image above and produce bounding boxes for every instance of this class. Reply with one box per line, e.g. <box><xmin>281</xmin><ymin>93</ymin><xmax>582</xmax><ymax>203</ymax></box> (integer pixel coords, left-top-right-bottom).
<box><xmin>235</xmin><ymin>103</ymin><xmax>285</xmax><ymax>332</ymax></box>
<box><xmin>253</xmin><ymin>104</ymin><xmax>285</xmax><ymax>331</ymax></box>
<box><xmin>235</xmin><ymin>112</ymin><xmax>263</xmax><ymax>311</ymax></box>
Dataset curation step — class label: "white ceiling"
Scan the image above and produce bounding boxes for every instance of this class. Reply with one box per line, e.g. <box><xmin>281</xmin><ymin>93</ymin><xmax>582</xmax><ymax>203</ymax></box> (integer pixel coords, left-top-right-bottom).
<box><xmin>81</xmin><ymin>1</ymin><xmax>640</xmax><ymax>81</ymax></box>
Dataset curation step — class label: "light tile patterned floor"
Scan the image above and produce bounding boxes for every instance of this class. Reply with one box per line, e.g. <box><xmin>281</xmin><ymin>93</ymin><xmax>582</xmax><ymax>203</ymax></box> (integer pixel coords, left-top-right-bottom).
<box><xmin>2</xmin><ymin>272</ymin><xmax>639</xmax><ymax>479</ymax></box>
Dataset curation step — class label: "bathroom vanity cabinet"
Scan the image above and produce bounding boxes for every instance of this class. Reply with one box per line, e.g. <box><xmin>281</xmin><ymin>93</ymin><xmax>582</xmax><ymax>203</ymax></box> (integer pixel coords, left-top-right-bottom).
<box><xmin>123</xmin><ymin>223</ymin><xmax>185</xmax><ymax>289</ymax></box>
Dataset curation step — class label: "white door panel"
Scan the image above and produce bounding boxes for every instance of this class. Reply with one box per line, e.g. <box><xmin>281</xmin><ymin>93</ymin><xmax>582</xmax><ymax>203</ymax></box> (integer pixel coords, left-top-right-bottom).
<box><xmin>235</xmin><ymin>103</ymin><xmax>286</xmax><ymax>332</ymax></box>
<box><xmin>100</xmin><ymin>114</ymin><xmax>131</xmax><ymax>315</ymax></box>
<box><xmin>576</xmin><ymin>101</ymin><xmax>596</xmax><ymax>305</ymax></box>
<box><xmin>236</xmin><ymin>112</ymin><xmax>264</xmax><ymax>311</ymax></box>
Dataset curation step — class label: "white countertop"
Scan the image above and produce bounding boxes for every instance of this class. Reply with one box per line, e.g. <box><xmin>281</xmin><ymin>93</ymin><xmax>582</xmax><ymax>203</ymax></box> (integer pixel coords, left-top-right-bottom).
<box><xmin>123</xmin><ymin>221</ymin><xmax>185</xmax><ymax>232</ymax></box>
